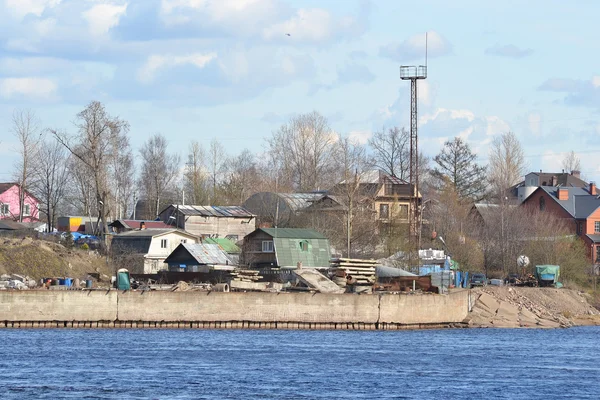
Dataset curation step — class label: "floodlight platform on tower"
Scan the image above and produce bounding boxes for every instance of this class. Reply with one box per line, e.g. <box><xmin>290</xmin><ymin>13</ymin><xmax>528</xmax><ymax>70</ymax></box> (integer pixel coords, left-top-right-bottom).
<box><xmin>400</xmin><ymin>65</ymin><xmax>427</xmax><ymax>80</ymax></box>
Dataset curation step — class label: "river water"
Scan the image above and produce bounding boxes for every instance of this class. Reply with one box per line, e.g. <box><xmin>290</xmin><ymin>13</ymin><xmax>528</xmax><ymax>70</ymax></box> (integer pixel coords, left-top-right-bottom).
<box><xmin>0</xmin><ymin>327</ymin><xmax>598</xmax><ymax>399</ymax></box>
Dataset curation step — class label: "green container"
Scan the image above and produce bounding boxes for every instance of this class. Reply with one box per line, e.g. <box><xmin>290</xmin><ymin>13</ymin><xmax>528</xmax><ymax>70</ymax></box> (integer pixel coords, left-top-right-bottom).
<box><xmin>117</xmin><ymin>269</ymin><xmax>130</xmax><ymax>291</ymax></box>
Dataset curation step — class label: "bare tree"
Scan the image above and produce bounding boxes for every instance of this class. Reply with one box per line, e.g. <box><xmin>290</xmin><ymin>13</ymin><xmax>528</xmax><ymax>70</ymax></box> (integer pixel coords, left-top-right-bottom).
<box><xmin>221</xmin><ymin>149</ymin><xmax>262</xmax><ymax>205</ymax></box>
<box><xmin>111</xmin><ymin>135</ymin><xmax>135</xmax><ymax>220</ymax></box>
<box><xmin>562</xmin><ymin>151</ymin><xmax>581</xmax><ymax>174</ymax></box>
<box><xmin>53</xmin><ymin>101</ymin><xmax>130</xmax><ymax>248</ymax></box>
<box><xmin>184</xmin><ymin>141</ymin><xmax>209</xmax><ymax>205</ymax></box>
<box><xmin>139</xmin><ymin>134</ymin><xmax>180</xmax><ymax>216</ymax></box>
<box><xmin>207</xmin><ymin>139</ymin><xmax>227</xmax><ymax>204</ymax></box>
<box><xmin>268</xmin><ymin>111</ymin><xmax>338</xmax><ymax>191</ymax></box>
<box><xmin>368</xmin><ymin>126</ymin><xmax>410</xmax><ymax>179</ymax></box>
<box><xmin>31</xmin><ymin>137</ymin><xmax>70</xmax><ymax>232</ymax></box>
<box><xmin>489</xmin><ymin>132</ymin><xmax>526</xmax><ymax>202</ymax></box>
<box><xmin>12</xmin><ymin>110</ymin><xmax>42</xmax><ymax>222</ymax></box>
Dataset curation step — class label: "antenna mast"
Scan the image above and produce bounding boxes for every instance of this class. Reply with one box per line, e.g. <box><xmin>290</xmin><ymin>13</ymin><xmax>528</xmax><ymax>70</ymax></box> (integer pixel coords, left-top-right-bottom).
<box><xmin>399</xmin><ymin>31</ymin><xmax>428</xmax><ymax>273</ymax></box>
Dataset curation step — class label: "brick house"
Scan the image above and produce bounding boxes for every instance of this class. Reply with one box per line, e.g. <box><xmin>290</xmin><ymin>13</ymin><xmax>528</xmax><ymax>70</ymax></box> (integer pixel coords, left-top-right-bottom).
<box><xmin>522</xmin><ymin>182</ymin><xmax>600</xmax><ymax>262</ymax></box>
<box><xmin>0</xmin><ymin>183</ymin><xmax>40</xmax><ymax>222</ymax></box>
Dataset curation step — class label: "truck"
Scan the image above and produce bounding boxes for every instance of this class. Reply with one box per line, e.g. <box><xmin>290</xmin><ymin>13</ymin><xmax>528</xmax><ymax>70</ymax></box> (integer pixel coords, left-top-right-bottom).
<box><xmin>534</xmin><ymin>265</ymin><xmax>560</xmax><ymax>287</ymax></box>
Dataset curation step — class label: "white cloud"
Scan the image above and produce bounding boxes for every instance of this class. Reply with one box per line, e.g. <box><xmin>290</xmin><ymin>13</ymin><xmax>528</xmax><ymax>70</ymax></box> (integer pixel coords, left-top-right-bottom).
<box><xmin>420</xmin><ymin>108</ymin><xmax>475</xmax><ymax>125</ymax></box>
<box><xmin>485</xmin><ymin>116</ymin><xmax>511</xmax><ymax>136</ymax></box>
<box><xmin>380</xmin><ymin>31</ymin><xmax>452</xmax><ymax>62</ymax></box>
<box><xmin>0</xmin><ymin>77</ymin><xmax>57</xmax><ymax>99</ymax></box>
<box><xmin>485</xmin><ymin>44</ymin><xmax>533</xmax><ymax>59</ymax></box>
<box><xmin>348</xmin><ymin>130</ymin><xmax>372</xmax><ymax>145</ymax></box>
<box><xmin>137</xmin><ymin>52</ymin><xmax>217</xmax><ymax>83</ymax></box>
<box><xmin>4</xmin><ymin>0</ymin><xmax>61</xmax><ymax>19</ymax></box>
<box><xmin>592</xmin><ymin>76</ymin><xmax>600</xmax><ymax>88</ymax></box>
<box><xmin>82</xmin><ymin>2</ymin><xmax>128</xmax><ymax>36</ymax></box>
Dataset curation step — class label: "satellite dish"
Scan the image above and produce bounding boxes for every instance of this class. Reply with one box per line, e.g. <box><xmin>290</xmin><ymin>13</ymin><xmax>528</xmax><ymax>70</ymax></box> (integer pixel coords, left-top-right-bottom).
<box><xmin>517</xmin><ymin>255</ymin><xmax>530</xmax><ymax>268</ymax></box>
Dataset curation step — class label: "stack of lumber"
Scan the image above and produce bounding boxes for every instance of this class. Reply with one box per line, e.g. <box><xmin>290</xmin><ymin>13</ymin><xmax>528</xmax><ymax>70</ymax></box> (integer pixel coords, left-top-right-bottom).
<box><xmin>330</xmin><ymin>258</ymin><xmax>377</xmax><ymax>288</ymax></box>
<box><xmin>229</xmin><ymin>269</ymin><xmax>263</xmax><ymax>283</ymax></box>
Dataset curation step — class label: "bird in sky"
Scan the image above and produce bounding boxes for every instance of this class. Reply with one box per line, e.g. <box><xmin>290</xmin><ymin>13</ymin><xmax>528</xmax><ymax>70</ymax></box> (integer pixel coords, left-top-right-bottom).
<box><xmin>286</xmin><ymin>33</ymin><xmax>291</xmax><ymax>36</ymax></box>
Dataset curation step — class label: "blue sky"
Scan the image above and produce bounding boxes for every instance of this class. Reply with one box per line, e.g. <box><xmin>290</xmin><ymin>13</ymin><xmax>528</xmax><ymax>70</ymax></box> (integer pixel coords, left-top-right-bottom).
<box><xmin>0</xmin><ymin>0</ymin><xmax>599</xmax><ymax>183</ymax></box>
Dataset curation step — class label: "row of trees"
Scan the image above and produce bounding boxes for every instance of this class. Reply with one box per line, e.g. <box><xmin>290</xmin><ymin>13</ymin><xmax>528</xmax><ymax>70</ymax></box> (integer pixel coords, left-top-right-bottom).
<box><xmin>10</xmin><ymin>102</ymin><xmax>586</xmax><ymax>267</ymax></box>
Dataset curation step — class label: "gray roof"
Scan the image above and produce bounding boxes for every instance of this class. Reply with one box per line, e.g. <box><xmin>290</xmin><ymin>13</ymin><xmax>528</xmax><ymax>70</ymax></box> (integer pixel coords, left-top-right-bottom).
<box><xmin>161</xmin><ymin>205</ymin><xmax>255</xmax><ymax>218</ymax></box>
<box><xmin>114</xmin><ymin>229</ymin><xmax>193</xmax><ymax>238</ymax></box>
<box><xmin>538</xmin><ymin>186</ymin><xmax>600</xmax><ymax>218</ymax></box>
<box><xmin>275</xmin><ymin>193</ymin><xmax>324</xmax><ymax>212</ymax></box>
<box><xmin>586</xmin><ymin>234</ymin><xmax>600</xmax><ymax>243</ymax></box>
<box><xmin>165</xmin><ymin>243</ymin><xmax>233</xmax><ymax>265</ymax></box>
<box><xmin>0</xmin><ymin>220</ymin><xmax>28</xmax><ymax>230</ymax></box>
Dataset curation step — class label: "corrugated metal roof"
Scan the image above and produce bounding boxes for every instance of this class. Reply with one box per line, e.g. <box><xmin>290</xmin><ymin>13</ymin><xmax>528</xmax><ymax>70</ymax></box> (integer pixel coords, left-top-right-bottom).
<box><xmin>171</xmin><ymin>243</ymin><xmax>233</xmax><ymax>265</ymax></box>
<box><xmin>114</xmin><ymin>229</ymin><xmax>192</xmax><ymax>238</ymax></box>
<box><xmin>259</xmin><ymin>228</ymin><xmax>327</xmax><ymax>239</ymax></box>
<box><xmin>162</xmin><ymin>205</ymin><xmax>255</xmax><ymax>218</ymax></box>
<box><xmin>110</xmin><ymin>219</ymin><xmax>171</xmax><ymax>229</ymax></box>
<box><xmin>203</xmin><ymin>237</ymin><xmax>240</xmax><ymax>253</ymax></box>
<box><xmin>0</xmin><ymin>220</ymin><xmax>28</xmax><ymax>230</ymax></box>
<box><xmin>276</xmin><ymin>193</ymin><xmax>323</xmax><ymax>212</ymax></box>
<box><xmin>274</xmin><ymin>237</ymin><xmax>331</xmax><ymax>268</ymax></box>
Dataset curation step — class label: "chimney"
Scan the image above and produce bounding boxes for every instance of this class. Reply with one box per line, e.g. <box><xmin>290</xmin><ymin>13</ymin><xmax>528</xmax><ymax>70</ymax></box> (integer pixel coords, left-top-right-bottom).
<box><xmin>557</xmin><ymin>188</ymin><xmax>569</xmax><ymax>201</ymax></box>
<box><xmin>590</xmin><ymin>182</ymin><xmax>597</xmax><ymax>196</ymax></box>
<box><xmin>140</xmin><ymin>221</ymin><xmax>146</xmax><ymax>230</ymax></box>
<box><xmin>572</xmin><ymin>170</ymin><xmax>581</xmax><ymax>179</ymax></box>
<box><xmin>551</xmin><ymin>175</ymin><xmax>557</xmax><ymax>186</ymax></box>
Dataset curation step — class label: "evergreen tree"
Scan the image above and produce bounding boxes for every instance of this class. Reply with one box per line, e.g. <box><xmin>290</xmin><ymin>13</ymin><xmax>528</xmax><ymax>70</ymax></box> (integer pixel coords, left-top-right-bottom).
<box><xmin>431</xmin><ymin>137</ymin><xmax>487</xmax><ymax>200</ymax></box>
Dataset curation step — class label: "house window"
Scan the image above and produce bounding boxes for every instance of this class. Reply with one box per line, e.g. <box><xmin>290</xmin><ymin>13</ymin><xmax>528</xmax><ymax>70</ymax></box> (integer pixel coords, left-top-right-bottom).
<box><xmin>577</xmin><ymin>222</ymin><xmax>582</xmax><ymax>236</ymax></box>
<box><xmin>181</xmin><ymin>239</ymin><xmax>187</xmax><ymax>244</ymax></box>
<box><xmin>226</xmin><ymin>235</ymin><xmax>239</xmax><ymax>242</ymax></box>
<box><xmin>160</xmin><ymin>239</ymin><xmax>168</xmax><ymax>249</ymax></box>
<box><xmin>23</xmin><ymin>204</ymin><xmax>30</xmax><ymax>216</ymax></box>
<box><xmin>380</xmin><ymin>204</ymin><xmax>389</xmax><ymax>219</ymax></box>
<box><xmin>539</xmin><ymin>196</ymin><xmax>545</xmax><ymax>211</ymax></box>
<box><xmin>399</xmin><ymin>205</ymin><xmax>408</xmax><ymax>219</ymax></box>
<box><xmin>596</xmin><ymin>222</ymin><xmax>600</xmax><ymax>233</ymax></box>
<box><xmin>596</xmin><ymin>245</ymin><xmax>600</xmax><ymax>262</ymax></box>
<box><xmin>262</xmin><ymin>240</ymin><xmax>274</xmax><ymax>253</ymax></box>
<box><xmin>0</xmin><ymin>204</ymin><xmax>9</xmax><ymax>215</ymax></box>
<box><xmin>299</xmin><ymin>240</ymin><xmax>309</xmax><ymax>252</ymax></box>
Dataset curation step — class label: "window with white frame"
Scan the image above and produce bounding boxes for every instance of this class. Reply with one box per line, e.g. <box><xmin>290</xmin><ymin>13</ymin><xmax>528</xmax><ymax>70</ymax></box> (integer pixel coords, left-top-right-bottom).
<box><xmin>262</xmin><ymin>240</ymin><xmax>274</xmax><ymax>253</ymax></box>
<box><xmin>23</xmin><ymin>204</ymin><xmax>30</xmax><ymax>216</ymax></box>
<box><xmin>0</xmin><ymin>204</ymin><xmax>9</xmax><ymax>215</ymax></box>
<box><xmin>595</xmin><ymin>221</ymin><xmax>600</xmax><ymax>233</ymax></box>
<box><xmin>161</xmin><ymin>239</ymin><xmax>168</xmax><ymax>249</ymax></box>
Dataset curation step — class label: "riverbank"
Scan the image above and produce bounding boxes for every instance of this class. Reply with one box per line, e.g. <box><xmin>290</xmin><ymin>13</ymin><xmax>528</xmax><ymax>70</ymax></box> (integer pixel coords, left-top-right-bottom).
<box><xmin>466</xmin><ymin>286</ymin><xmax>600</xmax><ymax>328</ymax></box>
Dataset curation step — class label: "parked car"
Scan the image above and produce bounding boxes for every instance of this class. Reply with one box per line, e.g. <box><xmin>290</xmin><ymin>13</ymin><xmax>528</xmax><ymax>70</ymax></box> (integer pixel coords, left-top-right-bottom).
<box><xmin>470</xmin><ymin>273</ymin><xmax>487</xmax><ymax>288</ymax></box>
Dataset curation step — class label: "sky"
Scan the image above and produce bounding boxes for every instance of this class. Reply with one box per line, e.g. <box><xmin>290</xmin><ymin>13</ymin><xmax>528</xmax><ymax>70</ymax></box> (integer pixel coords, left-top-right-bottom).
<box><xmin>0</xmin><ymin>0</ymin><xmax>599</xmax><ymax>184</ymax></box>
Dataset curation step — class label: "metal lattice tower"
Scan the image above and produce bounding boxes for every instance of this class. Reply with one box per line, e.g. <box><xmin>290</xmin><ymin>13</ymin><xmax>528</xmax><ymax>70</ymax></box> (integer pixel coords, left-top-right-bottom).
<box><xmin>400</xmin><ymin>65</ymin><xmax>427</xmax><ymax>265</ymax></box>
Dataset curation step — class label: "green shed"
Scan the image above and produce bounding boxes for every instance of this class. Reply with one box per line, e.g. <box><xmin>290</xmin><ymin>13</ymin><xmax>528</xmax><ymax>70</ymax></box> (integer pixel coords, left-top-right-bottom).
<box><xmin>242</xmin><ymin>228</ymin><xmax>331</xmax><ymax>269</ymax></box>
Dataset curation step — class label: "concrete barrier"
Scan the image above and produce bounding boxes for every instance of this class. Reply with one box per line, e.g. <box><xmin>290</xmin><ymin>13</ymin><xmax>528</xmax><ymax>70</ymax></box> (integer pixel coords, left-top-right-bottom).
<box><xmin>117</xmin><ymin>291</ymin><xmax>380</xmax><ymax>324</ymax></box>
<box><xmin>0</xmin><ymin>290</ymin><xmax>470</xmax><ymax>329</ymax></box>
<box><xmin>379</xmin><ymin>290</ymin><xmax>469</xmax><ymax>324</ymax></box>
<box><xmin>0</xmin><ymin>290</ymin><xmax>117</xmax><ymax>322</ymax></box>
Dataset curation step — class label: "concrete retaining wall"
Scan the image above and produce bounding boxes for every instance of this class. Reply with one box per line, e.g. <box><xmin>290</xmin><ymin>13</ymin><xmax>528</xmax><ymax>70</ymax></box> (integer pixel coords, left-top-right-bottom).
<box><xmin>0</xmin><ymin>290</ymin><xmax>117</xmax><ymax>321</ymax></box>
<box><xmin>0</xmin><ymin>290</ymin><xmax>470</xmax><ymax>329</ymax></box>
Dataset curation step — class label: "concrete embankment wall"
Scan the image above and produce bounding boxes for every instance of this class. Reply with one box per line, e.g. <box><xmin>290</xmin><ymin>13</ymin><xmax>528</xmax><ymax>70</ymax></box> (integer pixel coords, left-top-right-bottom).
<box><xmin>0</xmin><ymin>290</ymin><xmax>470</xmax><ymax>330</ymax></box>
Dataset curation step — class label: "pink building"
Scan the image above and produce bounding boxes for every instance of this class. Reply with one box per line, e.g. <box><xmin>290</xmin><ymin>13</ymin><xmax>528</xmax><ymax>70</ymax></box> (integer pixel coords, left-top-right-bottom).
<box><xmin>0</xmin><ymin>183</ymin><xmax>40</xmax><ymax>222</ymax></box>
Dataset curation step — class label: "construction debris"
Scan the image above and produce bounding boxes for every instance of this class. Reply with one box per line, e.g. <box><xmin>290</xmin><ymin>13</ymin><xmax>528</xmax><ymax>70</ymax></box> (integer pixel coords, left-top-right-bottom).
<box><xmin>292</xmin><ymin>268</ymin><xmax>344</xmax><ymax>294</ymax></box>
<box><xmin>230</xmin><ymin>269</ymin><xmax>263</xmax><ymax>283</ymax></box>
<box><xmin>330</xmin><ymin>258</ymin><xmax>377</xmax><ymax>294</ymax></box>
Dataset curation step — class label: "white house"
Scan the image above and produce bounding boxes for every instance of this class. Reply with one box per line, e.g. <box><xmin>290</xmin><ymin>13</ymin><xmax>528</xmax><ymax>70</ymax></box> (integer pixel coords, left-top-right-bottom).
<box><xmin>111</xmin><ymin>228</ymin><xmax>200</xmax><ymax>274</ymax></box>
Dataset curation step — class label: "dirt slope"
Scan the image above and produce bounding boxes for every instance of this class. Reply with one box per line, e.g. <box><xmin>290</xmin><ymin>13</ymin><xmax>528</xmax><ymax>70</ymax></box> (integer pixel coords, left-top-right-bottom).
<box><xmin>0</xmin><ymin>236</ymin><xmax>112</xmax><ymax>282</ymax></box>
<box><xmin>466</xmin><ymin>286</ymin><xmax>600</xmax><ymax>328</ymax></box>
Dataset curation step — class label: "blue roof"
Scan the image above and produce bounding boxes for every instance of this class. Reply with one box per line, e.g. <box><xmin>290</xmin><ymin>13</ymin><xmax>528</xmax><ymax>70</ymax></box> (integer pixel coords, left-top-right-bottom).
<box><xmin>538</xmin><ymin>186</ymin><xmax>600</xmax><ymax>219</ymax></box>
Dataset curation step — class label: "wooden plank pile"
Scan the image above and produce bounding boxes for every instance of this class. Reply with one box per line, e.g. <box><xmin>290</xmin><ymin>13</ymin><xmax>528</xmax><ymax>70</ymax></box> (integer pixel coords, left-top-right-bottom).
<box><xmin>229</xmin><ymin>269</ymin><xmax>263</xmax><ymax>283</ymax></box>
<box><xmin>330</xmin><ymin>258</ymin><xmax>377</xmax><ymax>293</ymax></box>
